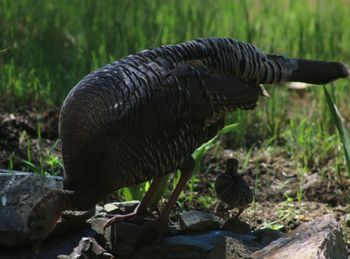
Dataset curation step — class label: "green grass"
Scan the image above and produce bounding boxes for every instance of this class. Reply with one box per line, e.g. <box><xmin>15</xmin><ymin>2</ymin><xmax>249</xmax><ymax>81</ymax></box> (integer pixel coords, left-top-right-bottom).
<box><xmin>1</xmin><ymin>0</ymin><xmax>350</xmax><ymax>108</ymax></box>
<box><xmin>1</xmin><ymin>0</ymin><xmax>350</xmax><ymax>206</ymax></box>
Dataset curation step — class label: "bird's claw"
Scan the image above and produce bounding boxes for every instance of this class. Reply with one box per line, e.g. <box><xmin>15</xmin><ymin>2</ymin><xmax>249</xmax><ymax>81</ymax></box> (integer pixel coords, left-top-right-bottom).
<box><xmin>103</xmin><ymin>211</ymin><xmax>139</xmax><ymax>231</ymax></box>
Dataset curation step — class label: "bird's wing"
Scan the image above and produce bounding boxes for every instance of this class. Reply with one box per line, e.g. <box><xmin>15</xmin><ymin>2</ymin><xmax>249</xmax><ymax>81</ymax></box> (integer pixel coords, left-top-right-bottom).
<box><xmin>173</xmin><ymin>61</ymin><xmax>265</xmax><ymax>130</ymax></box>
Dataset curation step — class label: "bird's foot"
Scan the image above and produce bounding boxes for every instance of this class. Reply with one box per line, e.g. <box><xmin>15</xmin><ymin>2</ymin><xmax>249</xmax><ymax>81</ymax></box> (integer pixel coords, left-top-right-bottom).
<box><xmin>103</xmin><ymin>211</ymin><xmax>143</xmax><ymax>231</ymax></box>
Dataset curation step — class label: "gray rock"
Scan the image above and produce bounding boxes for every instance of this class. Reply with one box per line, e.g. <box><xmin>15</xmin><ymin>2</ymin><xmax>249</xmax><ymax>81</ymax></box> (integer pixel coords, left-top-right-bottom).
<box><xmin>134</xmin><ymin>243</ymin><xmax>208</xmax><ymax>259</ymax></box>
<box><xmin>88</xmin><ymin>217</ymin><xmax>113</xmax><ymax>251</ymax></box>
<box><xmin>0</xmin><ymin>227</ymin><xmax>96</xmax><ymax>259</ymax></box>
<box><xmin>89</xmin><ymin>214</ymin><xmax>259</xmax><ymax>259</ymax></box>
<box><xmin>164</xmin><ymin>230</ymin><xmax>258</xmax><ymax>252</ymax></box>
<box><xmin>253</xmin><ymin>228</ymin><xmax>283</xmax><ymax>246</ymax></box>
<box><xmin>179</xmin><ymin>210</ymin><xmax>221</xmax><ymax>233</ymax></box>
<box><xmin>103</xmin><ymin>200</ymin><xmax>140</xmax><ymax>214</ymax></box>
<box><xmin>135</xmin><ymin>230</ymin><xmax>259</xmax><ymax>259</ymax></box>
<box><xmin>88</xmin><ymin>217</ymin><xmax>143</xmax><ymax>256</ymax></box>
<box><xmin>0</xmin><ymin>171</ymin><xmax>62</xmax><ymax>246</ymax></box>
<box><xmin>207</xmin><ymin>236</ymin><xmax>261</xmax><ymax>259</ymax></box>
<box><xmin>57</xmin><ymin>237</ymin><xmax>115</xmax><ymax>259</ymax></box>
<box><xmin>0</xmin><ymin>171</ymin><xmax>93</xmax><ymax>247</ymax></box>
<box><xmin>56</xmin><ymin>209</ymin><xmax>95</xmax><ymax>235</ymax></box>
<box><xmin>251</xmin><ymin>214</ymin><xmax>347</xmax><ymax>259</ymax></box>
<box><xmin>222</xmin><ymin>217</ymin><xmax>252</xmax><ymax>234</ymax></box>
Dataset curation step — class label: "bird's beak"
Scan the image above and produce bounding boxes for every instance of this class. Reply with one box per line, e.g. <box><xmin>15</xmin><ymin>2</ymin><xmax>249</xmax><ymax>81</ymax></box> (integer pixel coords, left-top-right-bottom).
<box><xmin>259</xmin><ymin>84</ymin><xmax>270</xmax><ymax>97</ymax></box>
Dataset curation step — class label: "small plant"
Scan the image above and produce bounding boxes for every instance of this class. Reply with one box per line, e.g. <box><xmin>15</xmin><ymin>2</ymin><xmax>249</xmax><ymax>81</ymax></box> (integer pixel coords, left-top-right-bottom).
<box><xmin>8</xmin><ymin>153</ymin><xmax>14</xmax><ymax>173</ymax></box>
<box><xmin>21</xmin><ymin>123</ymin><xmax>63</xmax><ymax>176</ymax></box>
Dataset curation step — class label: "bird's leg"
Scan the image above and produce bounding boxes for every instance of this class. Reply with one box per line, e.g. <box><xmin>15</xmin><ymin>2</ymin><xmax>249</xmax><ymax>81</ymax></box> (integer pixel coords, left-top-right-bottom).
<box><xmin>104</xmin><ymin>177</ymin><xmax>163</xmax><ymax>230</ymax></box>
<box><xmin>158</xmin><ymin>157</ymin><xmax>195</xmax><ymax>223</ymax></box>
<box><xmin>133</xmin><ymin>158</ymin><xmax>195</xmax><ymax>246</ymax></box>
<box><xmin>104</xmin><ymin>158</ymin><xmax>194</xmax><ymax>233</ymax></box>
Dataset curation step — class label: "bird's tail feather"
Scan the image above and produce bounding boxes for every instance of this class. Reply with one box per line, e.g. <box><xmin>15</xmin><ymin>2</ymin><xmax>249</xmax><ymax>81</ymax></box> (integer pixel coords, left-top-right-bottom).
<box><xmin>287</xmin><ymin>59</ymin><xmax>349</xmax><ymax>84</ymax></box>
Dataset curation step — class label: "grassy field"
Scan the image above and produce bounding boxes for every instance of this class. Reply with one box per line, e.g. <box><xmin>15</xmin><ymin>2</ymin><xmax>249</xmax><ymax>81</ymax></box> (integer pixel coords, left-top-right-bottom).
<box><xmin>1</xmin><ymin>0</ymin><xmax>349</xmax><ymax>106</ymax></box>
<box><xmin>1</xmin><ymin>0</ymin><xmax>350</xmax><ymax>224</ymax></box>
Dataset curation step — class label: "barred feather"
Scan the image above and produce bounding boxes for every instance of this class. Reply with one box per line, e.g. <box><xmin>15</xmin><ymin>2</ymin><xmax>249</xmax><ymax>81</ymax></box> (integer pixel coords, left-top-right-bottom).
<box><xmin>58</xmin><ymin>37</ymin><xmax>347</xmax><ymax>209</ymax></box>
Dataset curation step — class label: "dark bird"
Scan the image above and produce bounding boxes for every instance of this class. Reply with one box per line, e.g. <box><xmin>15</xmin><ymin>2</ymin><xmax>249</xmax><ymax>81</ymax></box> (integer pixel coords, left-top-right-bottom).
<box><xmin>27</xmin><ymin>37</ymin><xmax>349</xmax><ymax>250</ymax></box>
<box><xmin>215</xmin><ymin>158</ymin><xmax>253</xmax><ymax>217</ymax></box>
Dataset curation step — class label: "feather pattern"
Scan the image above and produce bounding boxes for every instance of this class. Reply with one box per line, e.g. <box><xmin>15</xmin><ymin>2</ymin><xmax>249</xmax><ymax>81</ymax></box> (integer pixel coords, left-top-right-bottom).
<box><xmin>57</xmin><ymin>37</ymin><xmax>348</xmax><ymax>209</ymax></box>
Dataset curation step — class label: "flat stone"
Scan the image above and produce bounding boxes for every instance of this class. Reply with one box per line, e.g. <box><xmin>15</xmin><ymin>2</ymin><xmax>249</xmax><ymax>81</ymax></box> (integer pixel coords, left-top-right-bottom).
<box><xmin>253</xmin><ymin>228</ymin><xmax>283</xmax><ymax>246</ymax></box>
<box><xmin>134</xmin><ymin>243</ymin><xmax>208</xmax><ymax>259</ymax></box>
<box><xmin>164</xmin><ymin>230</ymin><xmax>257</xmax><ymax>252</ymax></box>
<box><xmin>222</xmin><ymin>217</ymin><xmax>252</xmax><ymax>234</ymax></box>
<box><xmin>103</xmin><ymin>200</ymin><xmax>140</xmax><ymax>214</ymax></box>
<box><xmin>179</xmin><ymin>210</ymin><xmax>221</xmax><ymax>233</ymax></box>
<box><xmin>251</xmin><ymin>214</ymin><xmax>347</xmax><ymax>259</ymax></box>
<box><xmin>134</xmin><ymin>230</ymin><xmax>259</xmax><ymax>259</ymax></box>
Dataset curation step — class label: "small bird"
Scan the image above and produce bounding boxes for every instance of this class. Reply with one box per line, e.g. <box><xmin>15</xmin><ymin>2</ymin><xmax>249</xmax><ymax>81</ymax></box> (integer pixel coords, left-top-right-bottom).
<box><xmin>215</xmin><ymin>159</ymin><xmax>253</xmax><ymax>217</ymax></box>
<box><xmin>26</xmin><ymin>37</ymin><xmax>349</xmax><ymax>252</ymax></box>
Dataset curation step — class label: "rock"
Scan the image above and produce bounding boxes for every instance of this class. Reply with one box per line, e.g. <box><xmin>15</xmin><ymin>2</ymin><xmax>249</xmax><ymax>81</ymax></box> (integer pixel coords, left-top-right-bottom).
<box><xmin>135</xmin><ymin>230</ymin><xmax>259</xmax><ymax>259</ymax></box>
<box><xmin>207</xmin><ymin>236</ymin><xmax>261</xmax><ymax>259</ymax></box>
<box><xmin>179</xmin><ymin>210</ymin><xmax>221</xmax><ymax>233</ymax></box>
<box><xmin>0</xmin><ymin>227</ymin><xmax>96</xmax><ymax>259</ymax></box>
<box><xmin>103</xmin><ymin>200</ymin><xmax>140</xmax><ymax>214</ymax></box>
<box><xmin>88</xmin><ymin>218</ymin><xmax>113</xmax><ymax>252</ymax></box>
<box><xmin>251</xmin><ymin>214</ymin><xmax>347</xmax><ymax>259</ymax></box>
<box><xmin>57</xmin><ymin>237</ymin><xmax>115</xmax><ymax>259</ymax></box>
<box><xmin>0</xmin><ymin>171</ymin><xmax>62</xmax><ymax>246</ymax></box>
<box><xmin>89</xmin><ymin>214</ymin><xmax>259</xmax><ymax>259</ymax></box>
<box><xmin>56</xmin><ymin>209</ymin><xmax>95</xmax><ymax>235</ymax></box>
<box><xmin>253</xmin><ymin>228</ymin><xmax>283</xmax><ymax>247</ymax></box>
<box><xmin>93</xmin><ymin>205</ymin><xmax>107</xmax><ymax>218</ymax></box>
<box><xmin>164</xmin><ymin>230</ymin><xmax>257</xmax><ymax>252</ymax></box>
<box><xmin>134</xmin><ymin>243</ymin><xmax>207</xmax><ymax>259</ymax></box>
<box><xmin>88</xmin><ymin>217</ymin><xmax>143</xmax><ymax>256</ymax></box>
<box><xmin>0</xmin><ymin>171</ymin><xmax>94</xmax><ymax>247</ymax></box>
<box><xmin>222</xmin><ymin>217</ymin><xmax>251</xmax><ymax>234</ymax></box>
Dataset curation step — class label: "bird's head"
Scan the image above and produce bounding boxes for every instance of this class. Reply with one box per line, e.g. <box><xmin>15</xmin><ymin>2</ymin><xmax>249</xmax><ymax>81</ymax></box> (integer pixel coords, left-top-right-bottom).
<box><xmin>27</xmin><ymin>189</ymin><xmax>73</xmax><ymax>254</ymax></box>
<box><xmin>225</xmin><ymin>159</ymin><xmax>239</xmax><ymax>175</ymax></box>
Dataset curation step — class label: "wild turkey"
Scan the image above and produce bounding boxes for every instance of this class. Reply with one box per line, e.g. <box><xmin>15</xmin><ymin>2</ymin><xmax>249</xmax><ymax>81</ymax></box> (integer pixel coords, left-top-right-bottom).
<box><xmin>215</xmin><ymin>158</ymin><xmax>253</xmax><ymax>217</ymax></box>
<box><xmin>27</xmin><ymin>37</ymin><xmax>349</xmax><ymax>250</ymax></box>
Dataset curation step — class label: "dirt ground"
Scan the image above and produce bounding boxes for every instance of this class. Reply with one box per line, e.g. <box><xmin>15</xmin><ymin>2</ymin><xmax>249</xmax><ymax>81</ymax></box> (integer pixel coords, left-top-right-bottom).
<box><xmin>1</xmin><ymin>109</ymin><xmax>350</xmax><ymax>247</ymax></box>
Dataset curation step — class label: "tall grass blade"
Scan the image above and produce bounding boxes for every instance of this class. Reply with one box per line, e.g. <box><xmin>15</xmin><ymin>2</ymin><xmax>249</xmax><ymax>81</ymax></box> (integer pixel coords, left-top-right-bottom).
<box><xmin>323</xmin><ymin>86</ymin><xmax>350</xmax><ymax>176</ymax></box>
